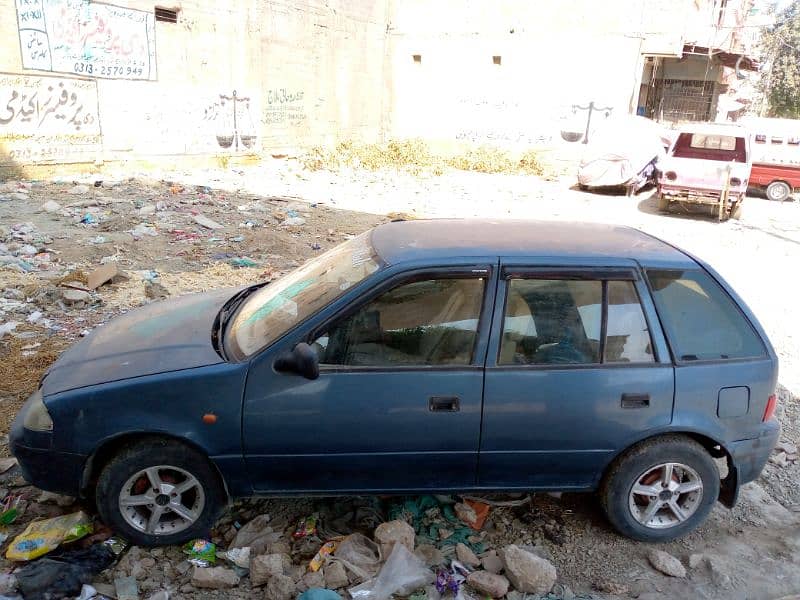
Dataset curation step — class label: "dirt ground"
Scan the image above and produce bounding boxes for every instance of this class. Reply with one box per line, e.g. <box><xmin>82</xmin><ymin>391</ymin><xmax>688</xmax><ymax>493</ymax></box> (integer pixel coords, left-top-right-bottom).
<box><xmin>0</xmin><ymin>162</ymin><xmax>799</xmax><ymax>600</ymax></box>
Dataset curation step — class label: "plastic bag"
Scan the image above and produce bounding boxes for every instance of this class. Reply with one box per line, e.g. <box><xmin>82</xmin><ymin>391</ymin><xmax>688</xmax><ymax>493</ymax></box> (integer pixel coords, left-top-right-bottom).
<box><xmin>331</xmin><ymin>533</ymin><xmax>382</xmax><ymax>583</ymax></box>
<box><xmin>6</xmin><ymin>511</ymin><xmax>92</xmax><ymax>561</ymax></box>
<box><xmin>182</xmin><ymin>539</ymin><xmax>216</xmax><ymax>566</ymax></box>
<box><xmin>349</xmin><ymin>543</ymin><xmax>434</xmax><ymax>600</ymax></box>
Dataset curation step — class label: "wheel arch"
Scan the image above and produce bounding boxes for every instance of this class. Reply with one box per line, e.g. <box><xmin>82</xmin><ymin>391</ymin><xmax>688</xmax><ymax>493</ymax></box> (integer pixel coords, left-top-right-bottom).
<box><xmin>80</xmin><ymin>432</ymin><xmax>230</xmax><ymax>502</ymax></box>
<box><xmin>598</xmin><ymin>430</ymin><xmax>738</xmax><ymax>507</ymax></box>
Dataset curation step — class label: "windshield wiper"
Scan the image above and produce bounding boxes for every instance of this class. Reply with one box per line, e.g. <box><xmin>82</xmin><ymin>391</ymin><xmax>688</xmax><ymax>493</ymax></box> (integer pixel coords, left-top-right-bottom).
<box><xmin>212</xmin><ymin>283</ymin><xmax>267</xmax><ymax>359</ymax></box>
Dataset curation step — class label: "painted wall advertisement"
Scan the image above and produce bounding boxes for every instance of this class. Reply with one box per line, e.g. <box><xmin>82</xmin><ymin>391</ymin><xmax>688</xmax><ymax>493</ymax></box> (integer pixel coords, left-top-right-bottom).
<box><xmin>0</xmin><ymin>72</ymin><xmax>101</xmax><ymax>164</ymax></box>
<box><xmin>16</xmin><ymin>0</ymin><xmax>157</xmax><ymax>81</ymax></box>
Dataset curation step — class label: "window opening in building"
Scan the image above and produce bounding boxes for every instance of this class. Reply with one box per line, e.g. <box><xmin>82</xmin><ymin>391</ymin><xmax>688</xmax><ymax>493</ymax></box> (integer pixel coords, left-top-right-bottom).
<box><xmin>492</xmin><ymin>55</ymin><xmax>502</xmax><ymax>65</ymax></box>
<box><xmin>155</xmin><ymin>7</ymin><xmax>179</xmax><ymax>23</ymax></box>
<box><xmin>412</xmin><ymin>54</ymin><xmax>422</xmax><ymax>64</ymax></box>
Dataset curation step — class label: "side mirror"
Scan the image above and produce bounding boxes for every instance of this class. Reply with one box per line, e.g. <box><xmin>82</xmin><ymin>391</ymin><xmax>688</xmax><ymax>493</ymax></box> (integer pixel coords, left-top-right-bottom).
<box><xmin>274</xmin><ymin>342</ymin><xmax>319</xmax><ymax>380</ymax></box>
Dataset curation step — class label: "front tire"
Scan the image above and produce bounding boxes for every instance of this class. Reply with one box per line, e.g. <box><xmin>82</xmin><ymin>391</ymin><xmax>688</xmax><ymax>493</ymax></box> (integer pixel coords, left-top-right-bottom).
<box><xmin>96</xmin><ymin>439</ymin><xmax>225</xmax><ymax>546</ymax></box>
<box><xmin>600</xmin><ymin>436</ymin><xmax>719</xmax><ymax>542</ymax></box>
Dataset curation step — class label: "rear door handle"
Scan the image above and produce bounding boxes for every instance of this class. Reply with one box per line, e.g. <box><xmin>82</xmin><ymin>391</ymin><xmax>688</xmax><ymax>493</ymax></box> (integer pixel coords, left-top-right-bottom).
<box><xmin>429</xmin><ymin>396</ymin><xmax>460</xmax><ymax>412</ymax></box>
<box><xmin>621</xmin><ymin>393</ymin><xmax>650</xmax><ymax>408</ymax></box>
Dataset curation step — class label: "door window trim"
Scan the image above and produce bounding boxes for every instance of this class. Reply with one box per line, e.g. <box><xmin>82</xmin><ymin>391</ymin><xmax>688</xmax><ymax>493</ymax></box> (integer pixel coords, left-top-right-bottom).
<box><xmin>492</xmin><ymin>267</ymin><xmax>660</xmax><ymax>369</ymax></box>
<box><xmin>308</xmin><ymin>265</ymin><xmax>496</xmax><ymax>372</ymax></box>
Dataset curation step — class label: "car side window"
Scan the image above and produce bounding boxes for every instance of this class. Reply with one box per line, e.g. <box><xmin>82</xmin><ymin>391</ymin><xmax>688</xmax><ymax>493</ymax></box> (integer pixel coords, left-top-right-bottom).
<box><xmin>499</xmin><ymin>279</ymin><xmax>602</xmax><ymax>365</ymax></box>
<box><xmin>313</xmin><ymin>277</ymin><xmax>485</xmax><ymax>367</ymax></box>
<box><xmin>646</xmin><ymin>269</ymin><xmax>765</xmax><ymax>361</ymax></box>
<box><xmin>499</xmin><ymin>278</ymin><xmax>655</xmax><ymax>366</ymax></box>
<box><xmin>606</xmin><ymin>280</ymin><xmax>654</xmax><ymax>363</ymax></box>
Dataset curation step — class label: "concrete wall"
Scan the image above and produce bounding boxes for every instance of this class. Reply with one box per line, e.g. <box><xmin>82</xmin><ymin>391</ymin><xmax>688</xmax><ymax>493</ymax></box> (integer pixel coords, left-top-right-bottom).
<box><xmin>1</xmin><ymin>0</ymin><xmax>390</xmax><ymax>169</ymax></box>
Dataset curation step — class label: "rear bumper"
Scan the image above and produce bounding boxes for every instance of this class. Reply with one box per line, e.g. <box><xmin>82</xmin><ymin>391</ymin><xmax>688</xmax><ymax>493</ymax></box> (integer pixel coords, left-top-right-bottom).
<box><xmin>9</xmin><ymin>409</ymin><xmax>85</xmax><ymax>497</ymax></box>
<box><xmin>729</xmin><ymin>419</ymin><xmax>781</xmax><ymax>486</ymax></box>
<box><xmin>659</xmin><ymin>185</ymin><xmax>745</xmax><ymax>206</ymax></box>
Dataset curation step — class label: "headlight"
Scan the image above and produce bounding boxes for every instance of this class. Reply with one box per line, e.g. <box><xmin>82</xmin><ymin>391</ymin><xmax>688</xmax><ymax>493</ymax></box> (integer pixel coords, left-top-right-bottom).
<box><xmin>23</xmin><ymin>389</ymin><xmax>53</xmax><ymax>432</ymax></box>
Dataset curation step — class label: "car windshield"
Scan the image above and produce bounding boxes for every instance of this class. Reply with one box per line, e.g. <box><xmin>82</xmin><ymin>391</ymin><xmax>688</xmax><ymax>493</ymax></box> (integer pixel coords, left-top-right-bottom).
<box><xmin>226</xmin><ymin>231</ymin><xmax>381</xmax><ymax>360</ymax></box>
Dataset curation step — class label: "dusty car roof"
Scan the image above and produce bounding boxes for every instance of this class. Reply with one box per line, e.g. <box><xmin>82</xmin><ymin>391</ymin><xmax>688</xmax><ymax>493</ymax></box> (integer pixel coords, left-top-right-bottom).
<box><xmin>371</xmin><ymin>219</ymin><xmax>693</xmax><ymax>266</ymax></box>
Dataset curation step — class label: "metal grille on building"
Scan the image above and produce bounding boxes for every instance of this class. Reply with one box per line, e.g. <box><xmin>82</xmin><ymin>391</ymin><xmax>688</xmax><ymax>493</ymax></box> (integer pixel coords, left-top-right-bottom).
<box><xmin>646</xmin><ymin>79</ymin><xmax>717</xmax><ymax>122</ymax></box>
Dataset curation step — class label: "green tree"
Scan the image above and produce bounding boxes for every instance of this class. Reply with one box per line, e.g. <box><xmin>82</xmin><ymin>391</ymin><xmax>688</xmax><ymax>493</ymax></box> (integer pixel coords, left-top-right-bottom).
<box><xmin>761</xmin><ymin>2</ymin><xmax>800</xmax><ymax>117</ymax></box>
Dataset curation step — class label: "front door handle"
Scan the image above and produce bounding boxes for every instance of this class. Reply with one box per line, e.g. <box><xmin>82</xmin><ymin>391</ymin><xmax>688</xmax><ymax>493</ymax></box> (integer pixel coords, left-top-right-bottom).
<box><xmin>621</xmin><ymin>393</ymin><xmax>650</xmax><ymax>408</ymax></box>
<box><xmin>429</xmin><ymin>396</ymin><xmax>460</xmax><ymax>412</ymax></box>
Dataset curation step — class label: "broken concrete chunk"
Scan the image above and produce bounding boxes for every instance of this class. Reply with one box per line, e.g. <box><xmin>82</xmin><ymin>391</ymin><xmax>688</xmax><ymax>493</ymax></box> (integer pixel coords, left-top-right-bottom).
<box><xmin>41</xmin><ymin>200</ymin><xmax>62</xmax><ymax>213</ymax></box>
<box><xmin>194</xmin><ymin>214</ymin><xmax>224</xmax><ymax>230</ymax></box>
<box><xmin>374</xmin><ymin>519</ymin><xmax>415</xmax><ymax>558</ymax></box>
<box><xmin>456</xmin><ymin>543</ymin><xmax>481</xmax><ymax>568</ymax></box>
<box><xmin>87</xmin><ymin>264</ymin><xmax>124</xmax><ymax>290</ymax></box>
<box><xmin>250</xmin><ymin>553</ymin><xmax>291</xmax><ymax>587</ymax></box>
<box><xmin>191</xmin><ymin>566</ymin><xmax>240</xmax><ymax>589</ymax></box>
<box><xmin>414</xmin><ymin>544</ymin><xmax>444</xmax><ymax>567</ymax></box>
<box><xmin>500</xmin><ymin>544</ymin><xmax>557</xmax><ymax>594</ymax></box>
<box><xmin>69</xmin><ymin>184</ymin><xmax>91</xmax><ymax>195</ymax></box>
<box><xmin>324</xmin><ymin>561</ymin><xmax>349</xmax><ymax>589</ymax></box>
<box><xmin>61</xmin><ymin>288</ymin><xmax>91</xmax><ymax>305</ymax></box>
<box><xmin>647</xmin><ymin>549</ymin><xmax>686</xmax><ymax>578</ymax></box>
<box><xmin>481</xmin><ymin>550</ymin><xmax>504</xmax><ymax>574</ymax></box>
<box><xmin>467</xmin><ymin>571</ymin><xmax>510</xmax><ymax>598</ymax></box>
<box><xmin>264</xmin><ymin>573</ymin><xmax>296</xmax><ymax>600</ymax></box>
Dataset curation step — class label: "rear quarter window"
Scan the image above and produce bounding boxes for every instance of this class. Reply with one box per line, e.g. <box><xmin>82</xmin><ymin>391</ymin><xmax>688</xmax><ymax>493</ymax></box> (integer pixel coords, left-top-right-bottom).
<box><xmin>646</xmin><ymin>269</ymin><xmax>765</xmax><ymax>361</ymax></box>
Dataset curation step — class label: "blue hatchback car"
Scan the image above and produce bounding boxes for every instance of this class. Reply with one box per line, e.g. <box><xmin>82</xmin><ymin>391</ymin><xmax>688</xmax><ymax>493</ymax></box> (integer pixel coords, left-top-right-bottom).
<box><xmin>11</xmin><ymin>219</ymin><xmax>779</xmax><ymax>545</ymax></box>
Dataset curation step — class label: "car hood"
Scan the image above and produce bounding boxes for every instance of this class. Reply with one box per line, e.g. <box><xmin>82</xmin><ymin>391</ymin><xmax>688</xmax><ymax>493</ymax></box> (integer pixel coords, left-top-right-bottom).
<box><xmin>42</xmin><ymin>287</ymin><xmax>238</xmax><ymax>396</ymax></box>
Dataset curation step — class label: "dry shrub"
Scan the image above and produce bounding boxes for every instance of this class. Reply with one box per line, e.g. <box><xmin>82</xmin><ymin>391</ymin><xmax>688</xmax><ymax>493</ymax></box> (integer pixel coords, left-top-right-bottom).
<box><xmin>303</xmin><ymin>139</ymin><xmax>545</xmax><ymax>177</ymax></box>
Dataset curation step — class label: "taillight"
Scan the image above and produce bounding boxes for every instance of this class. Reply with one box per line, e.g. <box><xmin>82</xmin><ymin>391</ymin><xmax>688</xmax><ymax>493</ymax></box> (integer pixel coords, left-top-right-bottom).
<box><xmin>763</xmin><ymin>394</ymin><xmax>777</xmax><ymax>422</ymax></box>
<box><xmin>730</xmin><ymin>177</ymin><xmax>742</xmax><ymax>187</ymax></box>
<box><xmin>665</xmin><ymin>171</ymin><xmax>677</xmax><ymax>181</ymax></box>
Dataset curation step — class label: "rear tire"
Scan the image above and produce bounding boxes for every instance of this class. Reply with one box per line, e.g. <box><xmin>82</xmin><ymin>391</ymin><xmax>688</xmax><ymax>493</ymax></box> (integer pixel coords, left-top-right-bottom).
<box><xmin>96</xmin><ymin>439</ymin><xmax>225</xmax><ymax>546</ymax></box>
<box><xmin>766</xmin><ymin>181</ymin><xmax>791</xmax><ymax>202</ymax></box>
<box><xmin>600</xmin><ymin>436</ymin><xmax>719</xmax><ymax>542</ymax></box>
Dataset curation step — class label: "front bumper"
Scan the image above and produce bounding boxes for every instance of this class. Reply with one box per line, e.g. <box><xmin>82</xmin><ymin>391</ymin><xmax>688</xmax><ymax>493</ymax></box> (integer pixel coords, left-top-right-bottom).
<box><xmin>9</xmin><ymin>402</ymin><xmax>86</xmax><ymax>497</ymax></box>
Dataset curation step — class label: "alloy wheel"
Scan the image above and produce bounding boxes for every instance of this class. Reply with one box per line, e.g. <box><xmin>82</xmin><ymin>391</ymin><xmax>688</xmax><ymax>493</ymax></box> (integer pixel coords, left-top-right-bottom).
<box><xmin>118</xmin><ymin>465</ymin><xmax>205</xmax><ymax>535</ymax></box>
<box><xmin>628</xmin><ymin>462</ymin><xmax>703</xmax><ymax>529</ymax></box>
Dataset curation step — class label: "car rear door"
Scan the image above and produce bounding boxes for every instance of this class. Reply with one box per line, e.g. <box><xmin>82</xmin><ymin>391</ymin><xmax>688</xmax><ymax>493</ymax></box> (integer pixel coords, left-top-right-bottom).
<box><xmin>242</xmin><ymin>263</ymin><xmax>497</xmax><ymax>493</ymax></box>
<box><xmin>478</xmin><ymin>261</ymin><xmax>674</xmax><ymax>489</ymax></box>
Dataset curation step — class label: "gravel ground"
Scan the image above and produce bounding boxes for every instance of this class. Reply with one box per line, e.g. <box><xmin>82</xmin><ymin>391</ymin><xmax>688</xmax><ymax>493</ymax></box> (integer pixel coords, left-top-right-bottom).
<box><xmin>0</xmin><ymin>163</ymin><xmax>798</xmax><ymax>600</ymax></box>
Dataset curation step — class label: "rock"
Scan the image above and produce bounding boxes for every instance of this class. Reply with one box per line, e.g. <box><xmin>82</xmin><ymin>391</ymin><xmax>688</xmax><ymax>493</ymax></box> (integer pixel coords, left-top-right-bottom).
<box><xmin>191</xmin><ymin>566</ymin><xmax>241</xmax><ymax>589</ymax></box>
<box><xmin>114</xmin><ymin>576</ymin><xmax>139</xmax><ymax>600</ymax></box>
<box><xmin>324</xmin><ymin>561</ymin><xmax>349</xmax><ymax>589</ymax></box>
<box><xmin>288</xmin><ymin>564</ymin><xmax>308</xmax><ymax>583</ymax></box>
<box><xmin>415</xmin><ymin>544</ymin><xmax>445</xmax><ymax>567</ymax></box>
<box><xmin>251</xmin><ymin>553</ymin><xmax>291</xmax><ymax>586</ymax></box>
<box><xmin>456</xmin><ymin>543</ymin><xmax>481</xmax><ymax>568</ymax></box>
<box><xmin>500</xmin><ymin>545</ymin><xmax>557</xmax><ymax>594</ymax></box>
<box><xmin>595</xmin><ymin>580</ymin><xmax>628</xmax><ymax>595</ymax></box>
<box><xmin>688</xmin><ymin>553</ymin><xmax>705</xmax><ymax>569</ymax></box>
<box><xmin>138</xmin><ymin>204</ymin><xmax>156</xmax><ymax>216</ymax></box>
<box><xmin>265</xmin><ymin>573</ymin><xmax>296</xmax><ymax>600</ymax></box>
<box><xmin>194</xmin><ymin>214</ymin><xmax>224</xmax><ymax>229</ymax></box>
<box><xmin>144</xmin><ymin>280</ymin><xmax>170</xmax><ymax>300</ymax></box>
<box><xmin>299</xmin><ymin>570</ymin><xmax>325</xmax><ymax>592</ymax></box>
<box><xmin>41</xmin><ymin>200</ymin><xmax>62</xmax><ymax>212</ymax></box>
<box><xmin>69</xmin><ymin>184</ymin><xmax>91</xmax><ymax>195</ymax></box>
<box><xmin>776</xmin><ymin>440</ymin><xmax>798</xmax><ymax>455</ymax></box>
<box><xmin>231</xmin><ymin>514</ymin><xmax>272</xmax><ymax>548</ymax></box>
<box><xmin>131</xmin><ymin>561</ymin><xmax>146</xmax><ymax>580</ymax></box>
<box><xmin>770</xmin><ymin>451</ymin><xmax>789</xmax><ymax>466</ymax></box>
<box><xmin>179</xmin><ymin>583</ymin><xmax>194</xmax><ymax>593</ymax></box>
<box><xmin>481</xmin><ymin>551</ymin><xmax>504</xmax><ymax>574</ymax></box>
<box><xmin>146</xmin><ymin>592</ymin><xmax>170</xmax><ymax>600</ymax></box>
<box><xmin>283</xmin><ymin>216</ymin><xmax>306</xmax><ymax>226</ymax></box>
<box><xmin>708</xmin><ymin>557</ymin><xmax>731</xmax><ymax>588</ymax></box>
<box><xmin>647</xmin><ymin>550</ymin><xmax>686</xmax><ymax>578</ymax></box>
<box><xmin>455</xmin><ymin>502</ymin><xmax>478</xmax><ymax>527</ymax></box>
<box><xmin>61</xmin><ymin>288</ymin><xmax>91</xmax><ymax>304</ymax></box>
<box><xmin>374</xmin><ymin>520</ymin><xmax>415</xmax><ymax>558</ymax></box>
<box><xmin>10</xmin><ymin>192</ymin><xmax>29</xmax><ymax>201</ymax></box>
<box><xmin>37</xmin><ymin>491</ymin><xmax>75</xmax><ymax>506</ymax></box>
<box><xmin>0</xmin><ymin>574</ymin><xmax>17</xmax><ymax>595</ymax></box>
<box><xmin>466</xmin><ymin>571</ymin><xmax>510</xmax><ymax>598</ymax></box>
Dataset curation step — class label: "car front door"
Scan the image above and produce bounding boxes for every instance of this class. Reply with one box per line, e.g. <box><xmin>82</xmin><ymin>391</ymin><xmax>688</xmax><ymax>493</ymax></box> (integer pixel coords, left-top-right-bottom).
<box><xmin>479</xmin><ymin>263</ymin><xmax>675</xmax><ymax>489</ymax></box>
<box><xmin>242</xmin><ymin>264</ymin><xmax>496</xmax><ymax>493</ymax></box>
